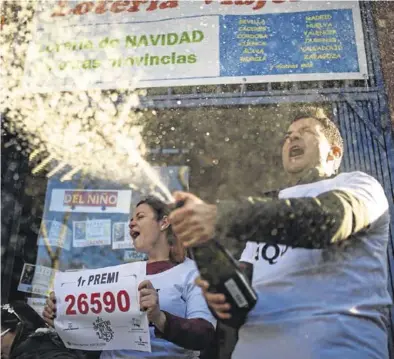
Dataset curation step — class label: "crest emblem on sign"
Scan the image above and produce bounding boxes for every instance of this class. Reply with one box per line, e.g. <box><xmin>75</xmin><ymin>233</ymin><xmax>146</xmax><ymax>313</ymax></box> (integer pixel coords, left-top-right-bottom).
<box><xmin>93</xmin><ymin>317</ymin><xmax>114</xmax><ymax>342</ymax></box>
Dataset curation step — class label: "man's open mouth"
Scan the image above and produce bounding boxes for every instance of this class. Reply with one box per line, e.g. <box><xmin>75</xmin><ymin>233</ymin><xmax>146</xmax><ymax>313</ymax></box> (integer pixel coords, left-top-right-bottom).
<box><xmin>289</xmin><ymin>146</ymin><xmax>304</xmax><ymax>158</ymax></box>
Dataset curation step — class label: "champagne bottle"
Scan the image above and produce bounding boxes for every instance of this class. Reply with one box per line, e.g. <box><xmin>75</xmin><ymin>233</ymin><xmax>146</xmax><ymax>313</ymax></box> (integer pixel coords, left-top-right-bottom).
<box><xmin>174</xmin><ymin>201</ymin><xmax>257</xmax><ymax>328</ymax></box>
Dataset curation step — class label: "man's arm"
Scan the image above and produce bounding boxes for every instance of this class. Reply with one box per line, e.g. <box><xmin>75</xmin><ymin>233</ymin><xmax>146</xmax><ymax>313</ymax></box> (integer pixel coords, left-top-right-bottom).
<box><xmin>216</xmin><ymin>189</ymin><xmax>367</xmax><ymax>249</ymax></box>
<box><xmin>215</xmin><ymin>172</ymin><xmax>388</xmax><ymax>250</ymax></box>
<box><xmin>170</xmin><ymin>172</ymin><xmax>388</xmax><ymax>251</ymax></box>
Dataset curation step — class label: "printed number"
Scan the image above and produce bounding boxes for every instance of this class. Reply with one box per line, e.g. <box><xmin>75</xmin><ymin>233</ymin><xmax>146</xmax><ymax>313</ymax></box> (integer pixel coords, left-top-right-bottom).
<box><xmin>65</xmin><ymin>294</ymin><xmax>77</xmax><ymax>315</ymax></box>
<box><xmin>77</xmin><ymin>293</ymin><xmax>89</xmax><ymax>314</ymax></box>
<box><xmin>65</xmin><ymin>291</ymin><xmax>130</xmax><ymax>315</ymax></box>
<box><xmin>118</xmin><ymin>290</ymin><xmax>130</xmax><ymax>312</ymax></box>
<box><xmin>103</xmin><ymin>291</ymin><xmax>115</xmax><ymax>313</ymax></box>
<box><xmin>90</xmin><ymin>292</ymin><xmax>102</xmax><ymax>314</ymax></box>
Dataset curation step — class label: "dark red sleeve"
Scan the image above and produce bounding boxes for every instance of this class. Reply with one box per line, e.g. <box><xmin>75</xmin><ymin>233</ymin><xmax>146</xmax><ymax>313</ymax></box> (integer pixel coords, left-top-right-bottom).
<box><xmin>154</xmin><ymin>311</ymin><xmax>215</xmax><ymax>351</ymax></box>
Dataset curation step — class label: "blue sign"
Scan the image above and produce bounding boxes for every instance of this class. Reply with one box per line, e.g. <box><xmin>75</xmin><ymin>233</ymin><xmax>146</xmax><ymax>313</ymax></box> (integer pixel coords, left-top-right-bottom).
<box><xmin>220</xmin><ymin>9</ymin><xmax>359</xmax><ymax>77</ymax></box>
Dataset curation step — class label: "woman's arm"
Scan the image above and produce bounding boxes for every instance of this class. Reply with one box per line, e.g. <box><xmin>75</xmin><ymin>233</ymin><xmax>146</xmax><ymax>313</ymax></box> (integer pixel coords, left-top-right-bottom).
<box><xmin>154</xmin><ymin>312</ymin><xmax>215</xmax><ymax>351</ymax></box>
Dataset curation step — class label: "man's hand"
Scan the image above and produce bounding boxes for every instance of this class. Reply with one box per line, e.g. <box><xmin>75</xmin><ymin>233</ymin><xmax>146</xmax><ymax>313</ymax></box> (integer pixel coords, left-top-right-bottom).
<box><xmin>195</xmin><ymin>277</ymin><xmax>232</xmax><ymax>320</ymax></box>
<box><xmin>42</xmin><ymin>291</ymin><xmax>57</xmax><ymax>327</ymax></box>
<box><xmin>169</xmin><ymin>191</ymin><xmax>217</xmax><ymax>247</ymax></box>
<box><xmin>138</xmin><ymin>280</ymin><xmax>166</xmax><ymax>332</ymax></box>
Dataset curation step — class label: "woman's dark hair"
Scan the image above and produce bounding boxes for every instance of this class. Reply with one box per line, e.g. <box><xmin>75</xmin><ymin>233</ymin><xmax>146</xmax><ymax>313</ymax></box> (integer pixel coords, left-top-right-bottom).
<box><xmin>136</xmin><ymin>196</ymin><xmax>185</xmax><ymax>264</ymax></box>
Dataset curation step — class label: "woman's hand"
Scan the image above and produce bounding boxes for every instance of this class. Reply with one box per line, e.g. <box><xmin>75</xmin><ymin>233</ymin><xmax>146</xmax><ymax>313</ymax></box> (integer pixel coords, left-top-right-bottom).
<box><xmin>138</xmin><ymin>280</ymin><xmax>167</xmax><ymax>332</ymax></box>
<box><xmin>195</xmin><ymin>277</ymin><xmax>232</xmax><ymax>320</ymax></box>
<box><xmin>42</xmin><ymin>291</ymin><xmax>57</xmax><ymax>327</ymax></box>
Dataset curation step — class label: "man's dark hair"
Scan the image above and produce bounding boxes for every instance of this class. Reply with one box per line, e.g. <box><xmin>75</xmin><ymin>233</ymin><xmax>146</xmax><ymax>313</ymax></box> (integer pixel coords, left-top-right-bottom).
<box><xmin>291</xmin><ymin>107</ymin><xmax>344</xmax><ymax>150</ymax></box>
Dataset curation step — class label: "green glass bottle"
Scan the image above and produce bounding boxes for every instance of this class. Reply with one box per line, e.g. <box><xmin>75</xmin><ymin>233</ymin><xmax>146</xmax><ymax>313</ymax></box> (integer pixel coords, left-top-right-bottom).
<box><xmin>175</xmin><ymin>201</ymin><xmax>257</xmax><ymax>327</ymax></box>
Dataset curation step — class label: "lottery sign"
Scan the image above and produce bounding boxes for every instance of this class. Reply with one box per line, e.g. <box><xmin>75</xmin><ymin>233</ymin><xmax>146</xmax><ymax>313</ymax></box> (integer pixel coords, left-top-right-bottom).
<box><xmin>54</xmin><ymin>261</ymin><xmax>151</xmax><ymax>351</ymax></box>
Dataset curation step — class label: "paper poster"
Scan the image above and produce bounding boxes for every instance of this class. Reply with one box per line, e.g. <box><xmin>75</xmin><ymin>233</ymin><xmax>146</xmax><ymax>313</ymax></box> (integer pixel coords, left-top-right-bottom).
<box><xmin>54</xmin><ymin>261</ymin><xmax>150</xmax><ymax>352</ymax></box>
<box><xmin>73</xmin><ymin>219</ymin><xmax>111</xmax><ymax>247</ymax></box>
<box><xmin>112</xmin><ymin>222</ymin><xmax>133</xmax><ymax>250</ymax></box>
<box><xmin>18</xmin><ymin>264</ymin><xmax>57</xmax><ymax>296</ymax></box>
<box><xmin>38</xmin><ymin>219</ymin><xmax>72</xmax><ymax>250</ymax></box>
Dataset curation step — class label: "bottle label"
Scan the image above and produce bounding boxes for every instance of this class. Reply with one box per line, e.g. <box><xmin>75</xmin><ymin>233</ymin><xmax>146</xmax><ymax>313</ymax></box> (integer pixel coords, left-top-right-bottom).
<box><xmin>224</xmin><ymin>278</ymin><xmax>248</xmax><ymax>308</ymax></box>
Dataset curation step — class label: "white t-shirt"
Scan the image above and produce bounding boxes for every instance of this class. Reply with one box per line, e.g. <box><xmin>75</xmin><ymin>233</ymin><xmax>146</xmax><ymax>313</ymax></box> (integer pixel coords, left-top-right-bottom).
<box><xmin>100</xmin><ymin>258</ymin><xmax>216</xmax><ymax>359</ymax></box>
<box><xmin>233</xmin><ymin>171</ymin><xmax>391</xmax><ymax>359</ymax></box>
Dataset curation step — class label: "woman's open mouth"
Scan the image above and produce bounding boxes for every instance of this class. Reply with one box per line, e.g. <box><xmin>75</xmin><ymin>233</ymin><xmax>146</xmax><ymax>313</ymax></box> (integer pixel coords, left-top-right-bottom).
<box><xmin>130</xmin><ymin>230</ymin><xmax>140</xmax><ymax>240</ymax></box>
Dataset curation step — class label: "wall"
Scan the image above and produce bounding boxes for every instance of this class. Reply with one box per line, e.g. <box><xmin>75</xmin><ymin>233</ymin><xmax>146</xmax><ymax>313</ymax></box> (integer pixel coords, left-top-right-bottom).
<box><xmin>373</xmin><ymin>1</ymin><xmax>394</xmax><ymax>127</ymax></box>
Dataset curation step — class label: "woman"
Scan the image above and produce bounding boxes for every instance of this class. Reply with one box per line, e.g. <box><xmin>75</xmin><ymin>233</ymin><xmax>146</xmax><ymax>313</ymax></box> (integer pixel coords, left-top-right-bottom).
<box><xmin>43</xmin><ymin>196</ymin><xmax>216</xmax><ymax>358</ymax></box>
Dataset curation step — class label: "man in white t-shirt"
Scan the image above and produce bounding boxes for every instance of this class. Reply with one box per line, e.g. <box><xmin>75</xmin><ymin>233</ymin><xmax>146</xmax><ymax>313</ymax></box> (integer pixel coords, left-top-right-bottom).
<box><xmin>170</xmin><ymin>107</ymin><xmax>392</xmax><ymax>359</ymax></box>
